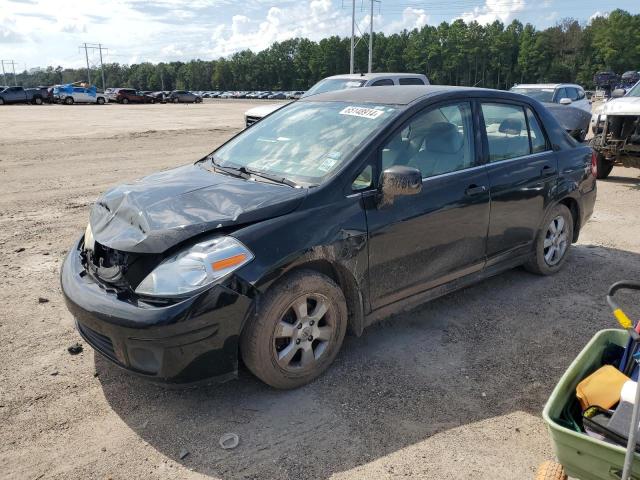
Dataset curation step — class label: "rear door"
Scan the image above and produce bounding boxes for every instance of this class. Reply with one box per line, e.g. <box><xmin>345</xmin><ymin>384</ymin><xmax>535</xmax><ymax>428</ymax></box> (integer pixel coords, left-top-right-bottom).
<box><xmin>366</xmin><ymin>100</ymin><xmax>491</xmax><ymax>309</ymax></box>
<box><xmin>480</xmin><ymin>101</ymin><xmax>557</xmax><ymax>266</ymax></box>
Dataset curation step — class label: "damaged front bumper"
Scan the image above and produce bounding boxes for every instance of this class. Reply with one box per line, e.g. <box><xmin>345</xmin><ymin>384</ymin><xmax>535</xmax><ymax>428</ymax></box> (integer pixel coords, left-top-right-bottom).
<box><xmin>60</xmin><ymin>237</ymin><xmax>252</xmax><ymax>384</ymax></box>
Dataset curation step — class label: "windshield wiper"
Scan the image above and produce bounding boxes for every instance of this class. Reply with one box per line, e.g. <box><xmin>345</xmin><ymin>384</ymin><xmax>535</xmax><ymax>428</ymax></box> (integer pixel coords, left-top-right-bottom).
<box><xmin>208</xmin><ymin>156</ymin><xmax>250</xmax><ymax>180</ymax></box>
<box><xmin>237</xmin><ymin>166</ymin><xmax>300</xmax><ymax>188</ymax></box>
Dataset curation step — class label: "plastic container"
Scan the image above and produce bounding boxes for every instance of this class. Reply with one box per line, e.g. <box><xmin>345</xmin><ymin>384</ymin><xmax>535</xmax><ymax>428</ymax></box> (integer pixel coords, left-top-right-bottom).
<box><xmin>543</xmin><ymin>329</ymin><xmax>640</xmax><ymax>480</ymax></box>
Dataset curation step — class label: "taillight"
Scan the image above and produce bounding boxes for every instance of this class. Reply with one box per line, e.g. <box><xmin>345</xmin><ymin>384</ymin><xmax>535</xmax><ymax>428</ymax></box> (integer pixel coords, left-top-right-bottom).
<box><xmin>591</xmin><ymin>150</ymin><xmax>597</xmax><ymax>177</ymax></box>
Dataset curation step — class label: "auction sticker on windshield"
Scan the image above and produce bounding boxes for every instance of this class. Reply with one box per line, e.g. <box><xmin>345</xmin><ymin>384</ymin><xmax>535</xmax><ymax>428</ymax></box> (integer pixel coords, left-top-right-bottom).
<box><xmin>340</xmin><ymin>106</ymin><xmax>385</xmax><ymax>120</ymax></box>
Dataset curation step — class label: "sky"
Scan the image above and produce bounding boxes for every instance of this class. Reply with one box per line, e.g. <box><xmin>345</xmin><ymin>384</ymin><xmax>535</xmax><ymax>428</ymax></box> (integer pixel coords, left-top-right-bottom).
<box><xmin>1</xmin><ymin>0</ymin><xmax>639</xmax><ymax>70</ymax></box>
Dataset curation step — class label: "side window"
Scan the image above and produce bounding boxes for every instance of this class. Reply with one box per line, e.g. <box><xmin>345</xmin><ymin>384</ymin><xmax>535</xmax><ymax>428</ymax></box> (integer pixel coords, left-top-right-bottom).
<box><xmin>566</xmin><ymin>87</ymin><xmax>579</xmax><ymax>101</ymax></box>
<box><xmin>371</xmin><ymin>79</ymin><xmax>394</xmax><ymax>87</ymax></box>
<box><xmin>526</xmin><ymin>108</ymin><xmax>549</xmax><ymax>153</ymax></box>
<box><xmin>73</xmin><ymin>87</ymin><xmax>84</xmax><ymax>93</ymax></box>
<box><xmin>555</xmin><ymin>87</ymin><xmax>567</xmax><ymax>102</ymax></box>
<box><xmin>577</xmin><ymin>88</ymin><xmax>586</xmax><ymax>100</ymax></box>
<box><xmin>352</xmin><ymin>165</ymin><xmax>373</xmax><ymax>191</ymax></box>
<box><xmin>381</xmin><ymin>101</ymin><xmax>474</xmax><ymax>178</ymax></box>
<box><xmin>399</xmin><ymin>77</ymin><xmax>425</xmax><ymax>85</ymax></box>
<box><xmin>481</xmin><ymin>103</ymin><xmax>529</xmax><ymax>162</ymax></box>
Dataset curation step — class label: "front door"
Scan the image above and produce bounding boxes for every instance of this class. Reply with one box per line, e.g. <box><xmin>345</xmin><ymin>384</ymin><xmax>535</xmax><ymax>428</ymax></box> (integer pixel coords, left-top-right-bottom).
<box><xmin>366</xmin><ymin>101</ymin><xmax>491</xmax><ymax>309</ymax></box>
<box><xmin>479</xmin><ymin>101</ymin><xmax>558</xmax><ymax>265</ymax></box>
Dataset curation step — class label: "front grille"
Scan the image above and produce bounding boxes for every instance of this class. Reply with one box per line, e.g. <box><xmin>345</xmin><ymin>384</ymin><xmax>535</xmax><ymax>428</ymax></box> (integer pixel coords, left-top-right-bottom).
<box><xmin>245</xmin><ymin>115</ymin><xmax>261</xmax><ymax>127</ymax></box>
<box><xmin>77</xmin><ymin>321</ymin><xmax>120</xmax><ymax>364</ymax></box>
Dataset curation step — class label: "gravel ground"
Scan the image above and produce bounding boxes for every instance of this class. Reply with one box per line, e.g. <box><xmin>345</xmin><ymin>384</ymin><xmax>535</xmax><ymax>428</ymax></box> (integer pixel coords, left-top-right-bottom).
<box><xmin>0</xmin><ymin>100</ymin><xmax>639</xmax><ymax>480</ymax></box>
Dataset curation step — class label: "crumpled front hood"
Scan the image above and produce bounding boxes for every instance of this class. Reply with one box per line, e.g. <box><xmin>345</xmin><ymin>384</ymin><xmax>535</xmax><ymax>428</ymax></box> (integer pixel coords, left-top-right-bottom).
<box><xmin>89</xmin><ymin>163</ymin><xmax>307</xmax><ymax>253</ymax></box>
<box><xmin>601</xmin><ymin>96</ymin><xmax>640</xmax><ymax>116</ymax></box>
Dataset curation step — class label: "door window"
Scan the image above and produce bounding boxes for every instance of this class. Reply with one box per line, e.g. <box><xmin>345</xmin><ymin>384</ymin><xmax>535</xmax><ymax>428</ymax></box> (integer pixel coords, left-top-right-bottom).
<box><xmin>381</xmin><ymin>102</ymin><xmax>475</xmax><ymax>178</ymax></box>
<box><xmin>399</xmin><ymin>77</ymin><xmax>425</xmax><ymax>85</ymax></box>
<box><xmin>352</xmin><ymin>165</ymin><xmax>373</xmax><ymax>191</ymax></box>
<box><xmin>566</xmin><ymin>87</ymin><xmax>579</xmax><ymax>101</ymax></box>
<box><xmin>371</xmin><ymin>79</ymin><xmax>394</xmax><ymax>87</ymax></box>
<box><xmin>482</xmin><ymin>103</ymin><xmax>550</xmax><ymax>161</ymax></box>
<box><xmin>555</xmin><ymin>87</ymin><xmax>567</xmax><ymax>102</ymax></box>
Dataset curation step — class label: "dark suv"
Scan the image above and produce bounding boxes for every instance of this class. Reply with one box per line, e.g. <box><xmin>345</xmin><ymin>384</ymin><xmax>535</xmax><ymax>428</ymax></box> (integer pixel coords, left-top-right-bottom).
<box><xmin>116</xmin><ymin>89</ymin><xmax>156</xmax><ymax>104</ymax></box>
<box><xmin>62</xmin><ymin>86</ymin><xmax>596</xmax><ymax>389</ymax></box>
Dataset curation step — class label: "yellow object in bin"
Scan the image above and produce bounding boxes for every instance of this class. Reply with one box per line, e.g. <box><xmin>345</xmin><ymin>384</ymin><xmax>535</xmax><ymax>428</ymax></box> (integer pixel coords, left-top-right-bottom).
<box><xmin>576</xmin><ymin>365</ymin><xmax>629</xmax><ymax>410</ymax></box>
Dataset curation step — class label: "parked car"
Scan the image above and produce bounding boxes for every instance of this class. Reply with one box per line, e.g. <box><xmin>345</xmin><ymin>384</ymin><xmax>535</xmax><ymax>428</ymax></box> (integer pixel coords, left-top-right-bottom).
<box><xmin>167</xmin><ymin>90</ymin><xmax>202</xmax><ymax>103</ymax></box>
<box><xmin>620</xmin><ymin>71</ymin><xmax>640</xmax><ymax>87</ymax></box>
<box><xmin>510</xmin><ymin>83</ymin><xmax>591</xmax><ymax>112</ymax></box>
<box><xmin>54</xmin><ymin>84</ymin><xmax>107</xmax><ymax>105</ymax></box>
<box><xmin>61</xmin><ymin>85</ymin><xmax>596</xmax><ymax>389</ymax></box>
<box><xmin>244</xmin><ymin>72</ymin><xmax>430</xmax><ymax>127</ymax></box>
<box><xmin>590</xmin><ymin>80</ymin><xmax>640</xmax><ymax>179</ymax></box>
<box><xmin>116</xmin><ymin>89</ymin><xmax>155</xmax><ymax>104</ymax></box>
<box><xmin>594</xmin><ymin>71</ymin><xmax>620</xmax><ymax>95</ymax></box>
<box><xmin>268</xmin><ymin>92</ymin><xmax>287</xmax><ymax>100</ymax></box>
<box><xmin>0</xmin><ymin>86</ymin><xmax>46</xmax><ymax>105</ymax></box>
<box><xmin>287</xmin><ymin>91</ymin><xmax>305</xmax><ymax>99</ymax></box>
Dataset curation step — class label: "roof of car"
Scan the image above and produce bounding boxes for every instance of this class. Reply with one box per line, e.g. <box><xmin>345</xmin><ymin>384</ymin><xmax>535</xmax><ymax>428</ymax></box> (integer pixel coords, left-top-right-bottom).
<box><xmin>513</xmin><ymin>83</ymin><xmax>583</xmax><ymax>89</ymax></box>
<box><xmin>299</xmin><ymin>85</ymin><xmax>495</xmax><ymax>106</ymax></box>
<box><xmin>326</xmin><ymin>72</ymin><xmax>427</xmax><ymax>80</ymax></box>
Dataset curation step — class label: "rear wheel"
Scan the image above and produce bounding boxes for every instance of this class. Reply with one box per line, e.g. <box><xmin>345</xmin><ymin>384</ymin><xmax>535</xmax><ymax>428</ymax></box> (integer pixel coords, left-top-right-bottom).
<box><xmin>535</xmin><ymin>461</ymin><xmax>567</xmax><ymax>480</ymax></box>
<box><xmin>33</xmin><ymin>96</ymin><xmax>43</xmax><ymax>105</ymax></box>
<box><xmin>240</xmin><ymin>270</ymin><xmax>347</xmax><ymax>389</ymax></box>
<box><xmin>122</xmin><ymin>98</ymin><xmax>129</xmax><ymax>104</ymax></box>
<box><xmin>525</xmin><ymin>204</ymin><xmax>574</xmax><ymax>275</ymax></box>
<box><xmin>97</xmin><ymin>97</ymin><xmax>105</xmax><ymax>105</ymax></box>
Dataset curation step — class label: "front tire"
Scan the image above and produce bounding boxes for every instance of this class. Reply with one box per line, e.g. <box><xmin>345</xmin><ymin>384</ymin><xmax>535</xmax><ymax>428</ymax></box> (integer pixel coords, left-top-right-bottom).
<box><xmin>595</xmin><ymin>151</ymin><xmax>614</xmax><ymax>179</ymax></box>
<box><xmin>240</xmin><ymin>270</ymin><xmax>347</xmax><ymax>389</ymax></box>
<box><xmin>97</xmin><ymin>97</ymin><xmax>105</xmax><ymax>105</ymax></box>
<box><xmin>525</xmin><ymin>204</ymin><xmax>574</xmax><ymax>275</ymax></box>
<box><xmin>64</xmin><ymin>97</ymin><xmax>74</xmax><ymax>105</ymax></box>
<box><xmin>122</xmin><ymin>98</ymin><xmax>129</xmax><ymax>104</ymax></box>
<box><xmin>33</xmin><ymin>96</ymin><xmax>43</xmax><ymax>105</ymax></box>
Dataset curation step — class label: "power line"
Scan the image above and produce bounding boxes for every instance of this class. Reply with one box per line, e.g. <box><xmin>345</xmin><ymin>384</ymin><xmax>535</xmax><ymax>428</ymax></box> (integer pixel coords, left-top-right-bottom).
<box><xmin>78</xmin><ymin>43</ymin><xmax>108</xmax><ymax>90</ymax></box>
<box><xmin>1</xmin><ymin>60</ymin><xmax>18</xmax><ymax>86</ymax></box>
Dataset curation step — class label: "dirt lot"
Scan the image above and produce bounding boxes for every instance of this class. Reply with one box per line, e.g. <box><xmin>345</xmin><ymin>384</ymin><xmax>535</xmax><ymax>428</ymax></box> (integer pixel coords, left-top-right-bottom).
<box><xmin>1</xmin><ymin>100</ymin><xmax>639</xmax><ymax>480</ymax></box>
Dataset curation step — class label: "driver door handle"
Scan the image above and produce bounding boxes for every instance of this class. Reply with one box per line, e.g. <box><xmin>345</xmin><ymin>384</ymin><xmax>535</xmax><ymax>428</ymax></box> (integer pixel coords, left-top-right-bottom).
<box><xmin>465</xmin><ymin>184</ymin><xmax>487</xmax><ymax>196</ymax></box>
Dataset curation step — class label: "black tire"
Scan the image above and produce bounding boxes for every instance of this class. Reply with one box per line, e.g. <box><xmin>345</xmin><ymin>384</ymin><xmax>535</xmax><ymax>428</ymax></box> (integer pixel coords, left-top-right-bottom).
<box><xmin>149</xmin><ymin>99</ymin><xmax>155</xmax><ymax>104</ymax></box>
<box><xmin>97</xmin><ymin>97</ymin><xmax>105</xmax><ymax>105</ymax></box>
<box><xmin>0</xmin><ymin>97</ymin><xmax>4</xmax><ymax>105</ymax></box>
<box><xmin>33</xmin><ymin>96</ymin><xmax>43</xmax><ymax>105</ymax></box>
<box><xmin>195</xmin><ymin>97</ymin><xmax>202</xmax><ymax>103</ymax></box>
<box><xmin>525</xmin><ymin>204</ymin><xmax>574</xmax><ymax>275</ymax></box>
<box><xmin>64</xmin><ymin>97</ymin><xmax>74</xmax><ymax>105</ymax></box>
<box><xmin>240</xmin><ymin>269</ymin><xmax>347</xmax><ymax>389</ymax></box>
<box><xmin>595</xmin><ymin>151</ymin><xmax>614</xmax><ymax>179</ymax></box>
<box><xmin>174</xmin><ymin>97</ymin><xmax>180</xmax><ymax>104</ymax></box>
<box><xmin>122</xmin><ymin>98</ymin><xmax>129</xmax><ymax>104</ymax></box>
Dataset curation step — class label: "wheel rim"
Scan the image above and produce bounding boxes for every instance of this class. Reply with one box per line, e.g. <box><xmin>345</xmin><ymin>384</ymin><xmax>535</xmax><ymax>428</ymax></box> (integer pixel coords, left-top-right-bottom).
<box><xmin>272</xmin><ymin>294</ymin><xmax>334</xmax><ymax>371</ymax></box>
<box><xmin>544</xmin><ymin>215</ymin><xmax>569</xmax><ymax>266</ymax></box>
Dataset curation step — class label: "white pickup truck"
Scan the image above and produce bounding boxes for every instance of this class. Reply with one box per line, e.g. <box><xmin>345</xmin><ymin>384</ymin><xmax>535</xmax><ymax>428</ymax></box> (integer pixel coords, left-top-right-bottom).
<box><xmin>243</xmin><ymin>73</ymin><xmax>430</xmax><ymax>128</ymax></box>
<box><xmin>590</xmin><ymin>81</ymin><xmax>640</xmax><ymax>179</ymax></box>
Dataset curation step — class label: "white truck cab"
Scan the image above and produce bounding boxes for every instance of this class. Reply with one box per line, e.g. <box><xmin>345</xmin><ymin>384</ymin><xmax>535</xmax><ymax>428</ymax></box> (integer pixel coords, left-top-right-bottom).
<box><xmin>244</xmin><ymin>73</ymin><xmax>430</xmax><ymax>127</ymax></box>
<box><xmin>509</xmin><ymin>83</ymin><xmax>591</xmax><ymax>112</ymax></box>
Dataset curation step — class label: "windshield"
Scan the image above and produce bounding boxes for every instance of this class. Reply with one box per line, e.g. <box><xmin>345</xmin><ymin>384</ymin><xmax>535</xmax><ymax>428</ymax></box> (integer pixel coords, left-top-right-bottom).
<box><xmin>627</xmin><ymin>82</ymin><xmax>640</xmax><ymax>97</ymax></box>
<box><xmin>213</xmin><ymin>101</ymin><xmax>398</xmax><ymax>185</ymax></box>
<box><xmin>302</xmin><ymin>78</ymin><xmax>366</xmax><ymax>98</ymax></box>
<box><xmin>510</xmin><ymin>87</ymin><xmax>555</xmax><ymax>103</ymax></box>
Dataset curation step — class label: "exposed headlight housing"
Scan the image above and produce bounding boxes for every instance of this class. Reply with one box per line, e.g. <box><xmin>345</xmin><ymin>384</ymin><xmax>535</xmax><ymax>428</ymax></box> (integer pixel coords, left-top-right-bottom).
<box><xmin>135</xmin><ymin>236</ymin><xmax>253</xmax><ymax>298</ymax></box>
<box><xmin>84</xmin><ymin>222</ymin><xmax>95</xmax><ymax>251</ymax></box>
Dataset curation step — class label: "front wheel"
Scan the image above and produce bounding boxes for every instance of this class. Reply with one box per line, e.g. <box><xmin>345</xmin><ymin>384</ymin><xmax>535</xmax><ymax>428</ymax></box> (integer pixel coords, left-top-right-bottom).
<box><xmin>240</xmin><ymin>270</ymin><xmax>347</xmax><ymax>389</ymax></box>
<box><xmin>33</xmin><ymin>97</ymin><xmax>43</xmax><ymax>105</ymax></box>
<box><xmin>122</xmin><ymin>98</ymin><xmax>129</xmax><ymax>104</ymax></box>
<box><xmin>64</xmin><ymin>97</ymin><xmax>74</xmax><ymax>105</ymax></box>
<box><xmin>97</xmin><ymin>97</ymin><xmax>105</xmax><ymax>105</ymax></box>
<box><xmin>595</xmin><ymin>151</ymin><xmax>614</xmax><ymax>179</ymax></box>
<box><xmin>0</xmin><ymin>97</ymin><xmax>4</xmax><ymax>105</ymax></box>
<box><xmin>525</xmin><ymin>204</ymin><xmax>574</xmax><ymax>275</ymax></box>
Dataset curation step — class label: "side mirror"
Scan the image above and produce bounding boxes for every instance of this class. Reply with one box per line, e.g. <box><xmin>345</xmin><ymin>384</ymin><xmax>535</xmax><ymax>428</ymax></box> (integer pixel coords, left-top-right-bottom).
<box><xmin>378</xmin><ymin>165</ymin><xmax>422</xmax><ymax>208</ymax></box>
<box><xmin>559</xmin><ymin>97</ymin><xmax>572</xmax><ymax>105</ymax></box>
<box><xmin>612</xmin><ymin>88</ymin><xmax>626</xmax><ymax>98</ymax></box>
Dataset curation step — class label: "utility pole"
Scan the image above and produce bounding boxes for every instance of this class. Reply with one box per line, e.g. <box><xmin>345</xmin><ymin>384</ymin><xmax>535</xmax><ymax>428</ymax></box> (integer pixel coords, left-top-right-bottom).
<box><xmin>350</xmin><ymin>0</ymin><xmax>355</xmax><ymax>74</ymax></box>
<box><xmin>1</xmin><ymin>60</ymin><xmax>6</xmax><ymax>85</ymax></box>
<box><xmin>79</xmin><ymin>43</ymin><xmax>108</xmax><ymax>88</ymax></box>
<box><xmin>83</xmin><ymin>43</ymin><xmax>91</xmax><ymax>84</ymax></box>
<box><xmin>1</xmin><ymin>60</ymin><xmax>18</xmax><ymax>85</ymax></box>
<box><xmin>368</xmin><ymin>0</ymin><xmax>374</xmax><ymax>73</ymax></box>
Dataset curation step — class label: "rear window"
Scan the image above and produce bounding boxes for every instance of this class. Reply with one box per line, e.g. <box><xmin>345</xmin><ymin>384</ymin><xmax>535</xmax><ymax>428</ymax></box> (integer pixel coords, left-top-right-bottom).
<box><xmin>399</xmin><ymin>77</ymin><xmax>425</xmax><ymax>85</ymax></box>
<box><xmin>302</xmin><ymin>78</ymin><xmax>366</xmax><ymax>97</ymax></box>
<box><xmin>371</xmin><ymin>79</ymin><xmax>394</xmax><ymax>86</ymax></box>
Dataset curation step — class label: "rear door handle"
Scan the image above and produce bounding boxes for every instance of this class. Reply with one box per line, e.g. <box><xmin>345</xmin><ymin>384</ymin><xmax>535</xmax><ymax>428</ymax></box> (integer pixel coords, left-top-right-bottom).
<box><xmin>465</xmin><ymin>185</ymin><xmax>487</xmax><ymax>196</ymax></box>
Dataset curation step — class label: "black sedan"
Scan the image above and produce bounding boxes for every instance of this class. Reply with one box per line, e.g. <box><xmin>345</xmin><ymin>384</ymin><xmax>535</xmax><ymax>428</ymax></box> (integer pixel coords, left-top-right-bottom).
<box><xmin>61</xmin><ymin>86</ymin><xmax>596</xmax><ymax>388</ymax></box>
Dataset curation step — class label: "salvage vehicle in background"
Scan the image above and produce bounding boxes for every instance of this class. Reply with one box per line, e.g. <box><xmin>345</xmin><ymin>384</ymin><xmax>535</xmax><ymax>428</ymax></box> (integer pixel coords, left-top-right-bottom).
<box><xmin>0</xmin><ymin>86</ymin><xmax>45</xmax><ymax>105</ymax></box>
<box><xmin>54</xmin><ymin>83</ymin><xmax>107</xmax><ymax>105</ymax></box>
<box><xmin>116</xmin><ymin>88</ymin><xmax>155</xmax><ymax>104</ymax></box>
<box><xmin>167</xmin><ymin>90</ymin><xmax>202</xmax><ymax>103</ymax></box>
<box><xmin>590</xmin><ymin>81</ymin><xmax>640</xmax><ymax>179</ymax></box>
<box><xmin>244</xmin><ymin>72</ymin><xmax>430</xmax><ymax>127</ymax></box>
<box><xmin>510</xmin><ymin>83</ymin><xmax>591</xmax><ymax>112</ymax></box>
<box><xmin>61</xmin><ymin>85</ymin><xmax>596</xmax><ymax>389</ymax></box>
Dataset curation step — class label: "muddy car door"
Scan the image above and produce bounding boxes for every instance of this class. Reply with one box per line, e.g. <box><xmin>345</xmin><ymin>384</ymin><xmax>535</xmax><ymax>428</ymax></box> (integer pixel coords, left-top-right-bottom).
<box><xmin>365</xmin><ymin>100</ymin><xmax>490</xmax><ymax>310</ymax></box>
<box><xmin>480</xmin><ymin>101</ymin><xmax>557</xmax><ymax>266</ymax></box>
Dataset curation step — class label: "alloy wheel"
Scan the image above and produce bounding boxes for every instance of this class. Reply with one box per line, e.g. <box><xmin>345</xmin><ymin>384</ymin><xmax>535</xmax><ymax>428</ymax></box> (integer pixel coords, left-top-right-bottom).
<box><xmin>272</xmin><ymin>294</ymin><xmax>334</xmax><ymax>370</ymax></box>
<box><xmin>543</xmin><ymin>215</ymin><xmax>569</xmax><ymax>266</ymax></box>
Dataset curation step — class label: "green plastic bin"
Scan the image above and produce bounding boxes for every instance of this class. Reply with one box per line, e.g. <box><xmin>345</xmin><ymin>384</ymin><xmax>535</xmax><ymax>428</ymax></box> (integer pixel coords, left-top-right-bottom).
<box><xmin>543</xmin><ymin>329</ymin><xmax>640</xmax><ymax>480</ymax></box>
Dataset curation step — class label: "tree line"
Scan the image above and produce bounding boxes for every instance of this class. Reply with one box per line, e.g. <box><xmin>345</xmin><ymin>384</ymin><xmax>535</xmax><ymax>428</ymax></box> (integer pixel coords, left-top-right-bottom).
<box><xmin>7</xmin><ymin>8</ymin><xmax>640</xmax><ymax>92</ymax></box>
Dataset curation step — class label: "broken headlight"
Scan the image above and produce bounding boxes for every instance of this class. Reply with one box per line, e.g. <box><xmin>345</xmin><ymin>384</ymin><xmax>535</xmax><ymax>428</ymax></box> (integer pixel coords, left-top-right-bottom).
<box><xmin>135</xmin><ymin>236</ymin><xmax>253</xmax><ymax>298</ymax></box>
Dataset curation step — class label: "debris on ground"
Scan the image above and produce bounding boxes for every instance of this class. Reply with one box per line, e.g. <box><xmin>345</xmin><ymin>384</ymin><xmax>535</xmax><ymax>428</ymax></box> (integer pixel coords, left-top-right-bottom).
<box><xmin>14</xmin><ymin>247</ymin><xmax>25</xmax><ymax>253</ymax></box>
<box><xmin>219</xmin><ymin>432</ymin><xmax>240</xmax><ymax>450</ymax></box>
<box><xmin>38</xmin><ymin>297</ymin><xmax>49</xmax><ymax>304</ymax></box>
<box><xmin>67</xmin><ymin>343</ymin><xmax>83</xmax><ymax>355</ymax></box>
<box><xmin>50</xmin><ymin>371</ymin><xmax>58</xmax><ymax>376</ymax></box>
<box><xmin>179</xmin><ymin>448</ymin><xmax>190</xmax><ymax>460</ymax></box>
